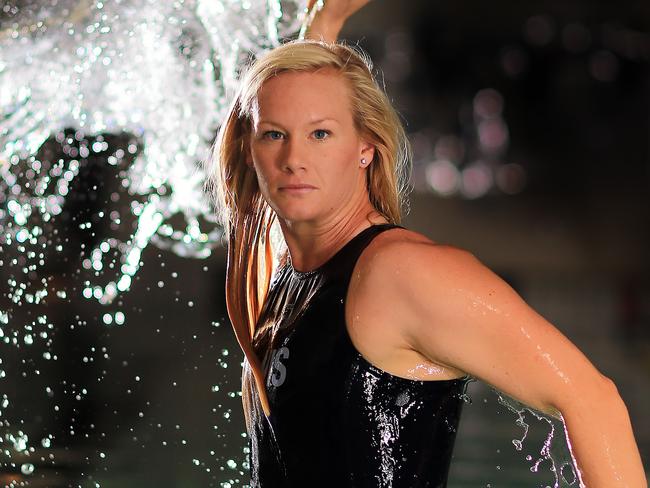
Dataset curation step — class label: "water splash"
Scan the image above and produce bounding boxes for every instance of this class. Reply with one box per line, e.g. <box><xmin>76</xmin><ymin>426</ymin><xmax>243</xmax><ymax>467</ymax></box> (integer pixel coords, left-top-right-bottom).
<box><xmin>0</xmin><ymin>0</ymin><xmax>307</xmax><ymax>303</ymax></box>
<box><xmin>0</xmin><ymin>0</ymin><xmax>308</xmax><ymax>483</ymax></box>
<box><xmin>495</xmin><ymin>390</ymin><xmax>579</xmax><ymax>487</ymax></box>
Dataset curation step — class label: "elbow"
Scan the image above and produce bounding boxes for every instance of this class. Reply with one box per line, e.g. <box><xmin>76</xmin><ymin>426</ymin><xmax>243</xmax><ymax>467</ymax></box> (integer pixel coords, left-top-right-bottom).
<box><xmin>604</xmin><ymin>374</ymin><xmax>617</xmax><ymax>387</ymax></box>
<box><xmin>598</xmin><ymin>374</ymin><xmax>622</xmax><ymax>401</ymax></box>
<box><xmin>579</xmin><ymin>371</ymin><xmax>621</xmax><ymax>403</ymax></box>
<box><xmin>583</xmin><ymin>373</ymin><xmax>626</xmax><ymax>410</ymax></box>
<box><xmin>599</xmin><ymin>375</ymin><xmax>631</xmax><ymax>415</ymax></box>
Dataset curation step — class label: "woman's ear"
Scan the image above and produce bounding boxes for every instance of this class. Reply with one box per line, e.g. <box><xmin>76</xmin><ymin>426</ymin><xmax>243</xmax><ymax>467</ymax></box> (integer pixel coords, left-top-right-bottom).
<box><xmin>360</xmin><ymin>141</ymin><xmax>376</xmax><ymax>167</ymax></box>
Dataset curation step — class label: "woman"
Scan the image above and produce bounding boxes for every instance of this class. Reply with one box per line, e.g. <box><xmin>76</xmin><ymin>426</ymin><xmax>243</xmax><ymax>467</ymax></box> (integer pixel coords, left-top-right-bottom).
<box><xmin>206</xmin><ymin>2</ymin><xmax>646</xmax><ymax>487</ymax></box>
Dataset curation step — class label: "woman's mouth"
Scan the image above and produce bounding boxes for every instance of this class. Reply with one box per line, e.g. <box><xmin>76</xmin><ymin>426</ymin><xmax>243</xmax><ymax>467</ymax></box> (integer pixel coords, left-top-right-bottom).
<box><xmin>279</xmin><ymin>184</ymin><xmax>317</xmax><ymax>193</ymax></box>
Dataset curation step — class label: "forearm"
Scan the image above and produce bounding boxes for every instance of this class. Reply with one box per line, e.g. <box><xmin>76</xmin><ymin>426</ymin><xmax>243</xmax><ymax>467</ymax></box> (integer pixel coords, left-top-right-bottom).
<box><xmin>302</xmin><ymin>0</ymin><xmax>371</xmax><ymax>42</ymax></box>
<box><xmin>559</xmin><ymin>381</ymin><xmax>646</xmax><ymax>487</ymax></box>
<box><xmin>304</xmin><ymin>16</ymin><xmax>344</xmax><ymax>43</ymax></box>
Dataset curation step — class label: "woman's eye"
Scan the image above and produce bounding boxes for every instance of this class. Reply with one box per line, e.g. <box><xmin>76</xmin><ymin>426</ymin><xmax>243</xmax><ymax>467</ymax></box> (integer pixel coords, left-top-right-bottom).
<box><xmin>313</xmin><ymin>129</ymin><xmax>330</xmax><ymax>140</ymax></box>
<box><xmin>263</xmin><ymin>131</ymin><xmax>283</xmax><ymax>140</ymax></box>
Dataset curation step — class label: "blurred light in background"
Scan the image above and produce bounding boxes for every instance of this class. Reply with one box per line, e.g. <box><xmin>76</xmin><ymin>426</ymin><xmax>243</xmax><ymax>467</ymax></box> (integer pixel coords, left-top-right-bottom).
<box><xmin>417</xmin><ymin>87</ymin><xmax>520</xmax><ymax>199</ymax></box>
<box><xmin>434</xmin><ymin>135</ymin><xmax>465</xmax><ymax>164</ymax></box>
<box><xmin>425</xmin><ymin>159</ymin><xmax>460</xmax><ymax>196</ymax></box>
<box><xmin>460</xmin><ymin>160</ymin><xmax>494</xmax><ymax>199</ymax></box>
<box><xmin>524</xmin><ymin>14</ymin><xmax>556</xmax><ymax>47</ymax></box>
<box><xmin>562</xmin><ymin>22</ymin><xmax>592</xmax><ymax>53</ymax></box>
<box><xmin>500</xmin><ymin>45</ymin><xmax>529</xmax><ymax>78</ymax></box>
<box><xmin>495</xmin><ymin>163</ymin><xmax>527</xmax><ymax>195</ymax></box>
<box><xmin>590</xmin><ymin>50</ymin><xmax>620</xmax><ymax>82</ymax></box>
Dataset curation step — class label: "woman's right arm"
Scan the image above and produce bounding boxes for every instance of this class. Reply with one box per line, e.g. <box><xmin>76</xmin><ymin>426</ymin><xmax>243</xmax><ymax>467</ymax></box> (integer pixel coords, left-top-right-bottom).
<box><xmin>303</xmin><ymin>0</ymin><xmax>371</xmax><ymax>42</ymax></box>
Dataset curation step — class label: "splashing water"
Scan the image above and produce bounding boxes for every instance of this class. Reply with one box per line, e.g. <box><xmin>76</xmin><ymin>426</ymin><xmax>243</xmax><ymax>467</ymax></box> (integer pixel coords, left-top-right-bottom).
<box><xmin>0</xmin><ymin>0</ymin><xmax>311</xmax><ymax>484</ymax></box>
<box><xmin>495</xmin><ymin>390</ymin><xmax>580</xmax><ymax>487</ymax></box>
<box><xmin>0</xmin><ymin>0</ymin><xmax>308</xmax><ymax>303</ymax></box>
<box><xmin>448</xmin><ymin>381</ymin><xmax>581</xmax><ymax>487</ymax></box>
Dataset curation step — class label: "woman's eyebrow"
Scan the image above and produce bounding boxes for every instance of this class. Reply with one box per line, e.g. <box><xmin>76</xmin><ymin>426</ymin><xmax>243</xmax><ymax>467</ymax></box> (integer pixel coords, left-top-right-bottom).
<box><xmin>258</xmin><ymin>117</ymin><xmax>340</xmax><ymax>126</ymax></box>
<box><xmin>307</xmin><ymin>117</ymin><xmax>339</xmax><ymax>125</ymax></box>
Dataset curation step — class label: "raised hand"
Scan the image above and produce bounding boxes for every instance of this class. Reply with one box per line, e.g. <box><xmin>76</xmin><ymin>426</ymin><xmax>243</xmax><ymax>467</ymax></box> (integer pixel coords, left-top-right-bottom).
<box><xmin>301</xmin><ymin>0</ymin><xmax>371</xmax><ymax>42</ymax></box>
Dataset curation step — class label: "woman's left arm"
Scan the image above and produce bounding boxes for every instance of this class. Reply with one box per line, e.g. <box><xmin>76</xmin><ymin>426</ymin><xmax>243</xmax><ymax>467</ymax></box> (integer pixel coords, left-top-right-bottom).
<box><xmin>359</xmin><ymin>241</ymin><xmax>647</xmax><ymax>487</ymax></box>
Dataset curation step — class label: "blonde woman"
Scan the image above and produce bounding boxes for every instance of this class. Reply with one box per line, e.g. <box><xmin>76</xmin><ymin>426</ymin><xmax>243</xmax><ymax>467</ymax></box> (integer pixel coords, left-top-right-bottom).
<box><xmin>205</xmin><ymin>2</ymin><xmax>646</xmax><ymax>486</ymax></box>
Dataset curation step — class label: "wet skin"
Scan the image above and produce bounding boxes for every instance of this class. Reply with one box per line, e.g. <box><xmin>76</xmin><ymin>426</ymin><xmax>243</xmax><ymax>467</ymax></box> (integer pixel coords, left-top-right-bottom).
<box><xmin>246</xmin><ymin>69</ymin><xmax>645</xmax><ymax>487</ymax></box>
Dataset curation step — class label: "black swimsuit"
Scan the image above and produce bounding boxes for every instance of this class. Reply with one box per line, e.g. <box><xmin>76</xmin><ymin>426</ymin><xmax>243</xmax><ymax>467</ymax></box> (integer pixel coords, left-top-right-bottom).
<box><xmin>245</xmin><ymin>223</ymin><xmax>471</xmax><ymax>487</ymax></box>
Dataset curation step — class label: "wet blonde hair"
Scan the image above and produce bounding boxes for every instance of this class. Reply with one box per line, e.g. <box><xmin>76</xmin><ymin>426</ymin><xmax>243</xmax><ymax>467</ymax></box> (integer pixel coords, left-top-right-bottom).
<box><xmin>204</xmin><ymin>38</ymin><xmax>412</xmax><ymax>428</ymax></box>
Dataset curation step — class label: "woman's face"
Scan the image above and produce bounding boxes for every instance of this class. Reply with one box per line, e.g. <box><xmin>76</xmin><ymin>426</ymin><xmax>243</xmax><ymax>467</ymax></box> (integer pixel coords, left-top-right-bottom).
<box><xmin>247</xmin><ymin>69</ymin><xmax>374</xmax><ymax>227</ymax></box>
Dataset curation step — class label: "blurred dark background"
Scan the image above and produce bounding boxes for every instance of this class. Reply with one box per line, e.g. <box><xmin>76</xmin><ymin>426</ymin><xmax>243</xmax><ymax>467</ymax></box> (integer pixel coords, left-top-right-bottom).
<box><xmin>1</xmin><ymin>0</ymin><xmax>649</xmax><ymax>487</ymax></box>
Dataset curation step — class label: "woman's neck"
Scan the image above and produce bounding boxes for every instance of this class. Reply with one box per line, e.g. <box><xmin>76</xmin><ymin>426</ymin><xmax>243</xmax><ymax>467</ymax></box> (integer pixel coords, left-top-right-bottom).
<box><xmin>279</xmin><ymin>207</ymin><xmax>387</xmax><ymax>273</ymax></box>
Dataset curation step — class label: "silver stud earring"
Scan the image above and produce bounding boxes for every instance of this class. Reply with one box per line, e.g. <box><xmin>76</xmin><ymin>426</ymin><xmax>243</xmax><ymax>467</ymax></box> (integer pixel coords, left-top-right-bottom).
<box><xmin>360</xmin><ymin>158</ymin><xmax>366</xmax><ymax>166</ymax></box>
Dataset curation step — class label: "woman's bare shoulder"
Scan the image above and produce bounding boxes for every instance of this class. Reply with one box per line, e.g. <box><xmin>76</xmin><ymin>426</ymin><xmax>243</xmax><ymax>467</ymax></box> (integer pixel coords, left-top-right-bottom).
<box><xmin>361</xmin><ymin>226</ymin><xmax>474</xmax><ymax>269</ymax></box>
<box><xmin>354</xmin><ymin>226</ymin><xmax>485</xmax><ymax>297</ymax></box>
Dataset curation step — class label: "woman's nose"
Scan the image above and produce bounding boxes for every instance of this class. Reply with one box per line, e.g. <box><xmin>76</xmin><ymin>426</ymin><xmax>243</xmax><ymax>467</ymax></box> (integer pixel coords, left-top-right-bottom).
<box><xmin>281</xmin><ymin>137</ymin><xmax>306</xmax><ymax>172</ymax></box>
